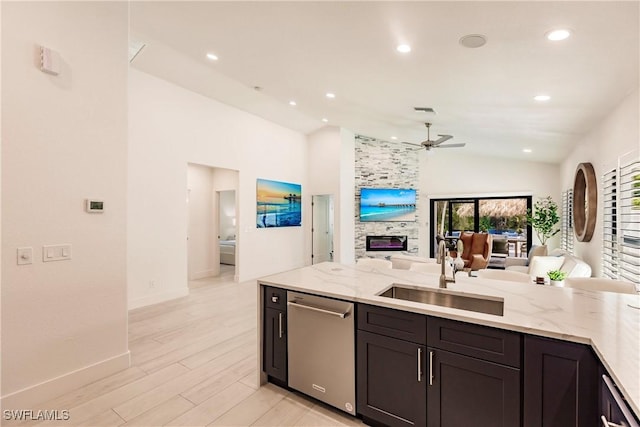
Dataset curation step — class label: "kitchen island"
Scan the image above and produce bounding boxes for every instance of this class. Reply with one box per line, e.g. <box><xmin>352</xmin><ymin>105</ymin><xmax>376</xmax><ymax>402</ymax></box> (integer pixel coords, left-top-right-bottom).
<box><xmin>257</xmin><ymin>262</ymin><xmax>640</xmax><ymax>426</ymax></box>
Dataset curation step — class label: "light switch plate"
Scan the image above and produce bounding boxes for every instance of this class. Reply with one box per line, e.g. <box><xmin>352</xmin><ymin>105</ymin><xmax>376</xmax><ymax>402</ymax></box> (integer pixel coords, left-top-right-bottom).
<box><xmin>42</xmin><ymin>244</ymin><xmax>72</xmax><ymax>262</ymax></box>
<box><xmin>40</xmin><ymin>46</ymin><xmax>60</xmax><ymax>75</ymax></box>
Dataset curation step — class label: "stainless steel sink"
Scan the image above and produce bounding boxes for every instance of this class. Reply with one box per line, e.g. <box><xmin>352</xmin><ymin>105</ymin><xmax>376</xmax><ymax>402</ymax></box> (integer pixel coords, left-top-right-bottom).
<box><xmin>378</xmin><ymin>284</ymin><xmax>504</xmax><ymax>316</ymax></box>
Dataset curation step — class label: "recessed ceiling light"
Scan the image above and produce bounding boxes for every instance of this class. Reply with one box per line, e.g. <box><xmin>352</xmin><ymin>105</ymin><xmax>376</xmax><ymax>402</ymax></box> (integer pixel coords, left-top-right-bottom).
<box><xmin>546</xmin><ymin>29</ymin><xmax>572</xmax><ymax>41</ymax></box>
<box><xmin>321</xmin><ymin>118</ymin><xmax>328</xmax><ymax>123</ymax></box>
<box><xmin>391</xmin><ymin>136</ymin><xmax>398</xmax><ymax>140</ymax></box>
<box><xmin>459</xmin><ymin>34</ymin><xmax>487</xmax><ymax>49</ymax></box>
<box><xmin>523</xmin><ymin>148</ymin><xmax>532</xmax><ymax>153</ymax></box>
<box><xmin>534</xmin><ymin>95</ymin><xmax>551</xmax><ymax>102</ymax></box>
<box><xmin>206</xmin><ymin>53</ymin><xmax>218</xmax><ymax>61</ymax></box>
<box><xmin>289</xmin><ymin>101</ymin><xmax>297</xmax><ymax>106</ymax></box>
<box><xmin>396</xmin><ymin>44</ymin><xmax>411</xmax><ymax>53</ymax></box>
<box><xmin>325</xmin><ymin>93</ymin><xmax>336</xmax><ymax>99</ymax></box>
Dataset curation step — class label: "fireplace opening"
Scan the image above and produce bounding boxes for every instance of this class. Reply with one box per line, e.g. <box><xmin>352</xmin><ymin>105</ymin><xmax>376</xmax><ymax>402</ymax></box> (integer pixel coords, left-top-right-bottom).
<box><xmin>366</xmin><ymin>235</ymin><xmax>408</xmax><ymax>252</ymax></box>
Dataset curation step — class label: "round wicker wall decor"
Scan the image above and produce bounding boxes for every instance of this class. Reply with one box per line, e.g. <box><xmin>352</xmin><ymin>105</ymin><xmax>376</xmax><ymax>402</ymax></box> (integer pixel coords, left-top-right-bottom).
<box><xmin>573</xmin><ymin>162</ymin><xmax>597</xmax><ymax>242</ymax></box>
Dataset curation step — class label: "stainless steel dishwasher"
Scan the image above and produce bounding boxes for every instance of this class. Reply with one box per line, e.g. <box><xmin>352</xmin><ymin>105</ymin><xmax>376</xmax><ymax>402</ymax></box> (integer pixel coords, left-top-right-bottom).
<box><xmin>287</xmin><ymin>291</ymin><xmax>356</xmax><ymax>415</ymax></box>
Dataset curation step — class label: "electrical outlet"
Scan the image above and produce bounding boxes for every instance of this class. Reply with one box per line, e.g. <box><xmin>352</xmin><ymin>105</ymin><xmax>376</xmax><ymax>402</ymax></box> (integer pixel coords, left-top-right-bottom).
<box><xmin>149</xmin><ymin>280</ymin><xmax>156</xmax><ymax>289</ymax></box>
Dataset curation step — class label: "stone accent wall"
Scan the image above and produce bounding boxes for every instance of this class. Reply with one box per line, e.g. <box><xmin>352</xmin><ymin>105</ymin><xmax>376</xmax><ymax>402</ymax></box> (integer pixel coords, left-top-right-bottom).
<box><xmin>355</xmin><ymin>135</ymin><xmax>420</xmax><ymax>260</ymax></box>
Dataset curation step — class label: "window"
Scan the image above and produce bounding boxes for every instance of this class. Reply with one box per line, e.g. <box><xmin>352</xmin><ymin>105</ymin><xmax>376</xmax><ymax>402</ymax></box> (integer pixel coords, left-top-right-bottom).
<box><xmin>561</xmin><ymin>189</ymin><xmax>574</xmax><ymax>253</ymax></box>
<box><xmin>602</xmin><ymin>151</ymin><xmax>640</xmax><ymax>289</ymax></box>
<box><xmin>619</xmin><ymin>156</ymin><xmax>640</xmax><ymax>285</ymax></box>
<box><xmin>430</xmin><ymin>196</ymin><xmax>531</xmax><ymax>258</ymax></box>
<box><xmin>602</xmin><ymin>169</ymin><xmax>618</xmax><ymax>279</ymax></box>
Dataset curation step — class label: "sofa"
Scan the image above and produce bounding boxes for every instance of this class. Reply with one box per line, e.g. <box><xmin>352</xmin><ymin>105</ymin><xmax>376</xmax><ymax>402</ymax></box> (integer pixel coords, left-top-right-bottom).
<box><xmin>506</xmin><ymin>248</ymin><xmax>592</xmax><ymax>278</ymax></box>
<box><xmin>390</xmin><ymin>254</ymin><xmax>436</xmax><ymax>270</ymax></box>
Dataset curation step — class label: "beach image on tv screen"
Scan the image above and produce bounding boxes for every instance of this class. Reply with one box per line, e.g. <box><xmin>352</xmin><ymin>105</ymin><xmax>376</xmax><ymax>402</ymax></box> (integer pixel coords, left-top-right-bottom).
<box><xmin>360</xmin><ymin>188</ymin><xmax>416</xmax><ymax>222</ymax></box>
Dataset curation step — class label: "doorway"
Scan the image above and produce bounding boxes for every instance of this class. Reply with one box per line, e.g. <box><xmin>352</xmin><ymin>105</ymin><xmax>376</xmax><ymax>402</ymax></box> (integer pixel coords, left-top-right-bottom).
<box><xmin>430</xmin><ymin>196</ymin><xmax>532</xmax><ymax>258</ymax></box>
<box><xmin>186</xmin><ymin>163</ymin><xmax>239</xmax><ymax>284</ymax></box>
<box><xmin>218</xmin><ymin>190</ymin><xmax>237</xmax><ymax>279</ymax></box>
<box><xmin>311</xmin><ymin>195</ymin><xmax>334</xmax><ymax>264</ymax></box>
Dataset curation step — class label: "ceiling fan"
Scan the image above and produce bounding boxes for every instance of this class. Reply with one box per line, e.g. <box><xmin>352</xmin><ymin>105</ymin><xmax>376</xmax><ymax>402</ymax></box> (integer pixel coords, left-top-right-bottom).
<box><xmin>403</xmin><ymin>123</ymin><xmax>466</xmax><ymax>151</ymax></box>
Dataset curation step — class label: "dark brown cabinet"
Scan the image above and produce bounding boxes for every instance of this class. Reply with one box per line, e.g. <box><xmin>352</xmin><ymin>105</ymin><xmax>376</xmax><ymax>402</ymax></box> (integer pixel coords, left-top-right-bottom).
<box><xmin>357</xmin><ymin>307</ymin><xmax>523</xmax><ymax>427</ymax></box>
<box><xmin>357</xmin><ymin>304</ymin><xmax>427</xmax><ymax>427</ymax></box>
<box><xmin>427</xmin><ymin>317</ymin><xmax>521</xmax><ymax>427</ymax></box>
<box><xmin>524</xmin><ymin>335</ymin><xmax>598</xmax><ymax>427</ymax></box>
<box><xmin>263</xmin><ymin>287</ymin><xmax>287</xmax><ymax>385</ymax></box>
<box><xmin>600</xmin><ymin>374</ymin><xmax>640</xmax><ymax>427</ymax></box>
<box><xmin>427</xmin><ymin>348</ymin><xmax>520</xmax><ymax>427</ymax></box>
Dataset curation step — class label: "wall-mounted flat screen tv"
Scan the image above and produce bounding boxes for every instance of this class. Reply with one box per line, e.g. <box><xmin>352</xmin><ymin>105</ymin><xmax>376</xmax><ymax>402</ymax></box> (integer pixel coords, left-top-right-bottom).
<box><xmin>360</xmin><ymin>188</ymin><xmax>416</xmax><ymax>222</ymax></box>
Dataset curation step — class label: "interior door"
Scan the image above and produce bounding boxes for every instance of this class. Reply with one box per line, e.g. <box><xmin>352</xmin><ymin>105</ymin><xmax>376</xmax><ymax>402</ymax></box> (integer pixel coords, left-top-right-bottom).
<box><xmin>312</xmin><ymin>195</ymin><xmax>334</xmax><ymax>264</ymax></box>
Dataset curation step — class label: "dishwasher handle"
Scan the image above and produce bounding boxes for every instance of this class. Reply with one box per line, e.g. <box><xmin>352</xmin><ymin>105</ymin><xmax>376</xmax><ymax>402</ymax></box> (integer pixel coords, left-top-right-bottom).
<box><xmin>287</xmin><ymin>301</ymin><xmax>350</xmax><ymax>318</ymax></box>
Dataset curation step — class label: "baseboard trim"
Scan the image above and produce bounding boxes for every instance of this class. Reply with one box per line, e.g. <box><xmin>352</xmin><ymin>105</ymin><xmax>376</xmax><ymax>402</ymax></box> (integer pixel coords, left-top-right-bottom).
<box><xmin>189</xmin><ymin>269</ymin><xmax>218</xmax><ymax>280</ymax></box>
<box><xmin>128</xmin><ymin>288</ymin><xmax>189</xmax><ymax>310</ymax></box>
<box><xmin>0</xmin><ymin>351</ymin><xmax>130</xmax><ymax>410</ymax></box>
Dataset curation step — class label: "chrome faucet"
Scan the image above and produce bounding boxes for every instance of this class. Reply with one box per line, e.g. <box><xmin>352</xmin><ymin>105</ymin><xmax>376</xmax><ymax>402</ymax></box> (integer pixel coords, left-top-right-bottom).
<box><xmin>438</xmin><ymin>239</ymin><xmax>456</xmax><ymax>288</ymax></box>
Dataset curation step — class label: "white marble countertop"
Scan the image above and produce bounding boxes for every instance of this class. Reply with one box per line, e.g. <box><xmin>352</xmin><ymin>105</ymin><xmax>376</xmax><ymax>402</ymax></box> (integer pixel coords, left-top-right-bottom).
<box><xmin>258</xmin><ymin>262</ymin><xmax>640</xmax><ymax>417</ymax></box>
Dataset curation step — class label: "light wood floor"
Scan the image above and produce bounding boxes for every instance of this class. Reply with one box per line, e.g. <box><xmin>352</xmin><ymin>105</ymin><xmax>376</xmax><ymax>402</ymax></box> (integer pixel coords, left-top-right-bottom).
<box><xmin>11</xmin><ymin>273</ymin><xmax>364</xmax><ymax>427</ymax></box>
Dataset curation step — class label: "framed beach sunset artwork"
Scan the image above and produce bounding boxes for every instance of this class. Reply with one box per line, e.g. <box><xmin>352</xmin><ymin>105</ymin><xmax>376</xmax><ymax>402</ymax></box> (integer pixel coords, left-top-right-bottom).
<box><xmin>256</xmin><ymin>178</ymin><xmax>302</xmax><ymax>228</ymax></box>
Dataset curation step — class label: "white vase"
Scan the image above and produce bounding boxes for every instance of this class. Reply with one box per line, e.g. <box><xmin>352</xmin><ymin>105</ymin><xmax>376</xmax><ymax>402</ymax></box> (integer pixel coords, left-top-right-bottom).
<box><xmin>550</xmin><ymin>279</ymin><xmax>565</xmax><ymax>287</ymax></box>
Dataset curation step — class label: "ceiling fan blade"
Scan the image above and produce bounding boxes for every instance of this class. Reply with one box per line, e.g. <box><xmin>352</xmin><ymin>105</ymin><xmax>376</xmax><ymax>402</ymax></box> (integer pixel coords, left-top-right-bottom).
<box><xmin>434</xmin><ymin>143</ymin><xmax>466</xmax><ymax>149</ymax></box>
<box><xmin>401</xmin><ymin>141</ymin><xmax>422</xmax><ymax>147</ymax></box>
<box><xmin>432</xmin><ymin>134</ymin><xmax>453</xmax><ymax>145</ymax></box>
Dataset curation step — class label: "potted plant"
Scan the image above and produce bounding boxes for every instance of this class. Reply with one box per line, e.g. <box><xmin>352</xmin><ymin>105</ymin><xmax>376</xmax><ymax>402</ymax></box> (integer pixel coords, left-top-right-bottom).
<box><xmin>526</xmin><ymin>196</ymin><xmax>560</xmax><ymax>246</ymax></box>
<box><xmin>547</xmin><ymin>270</ymin><xmax>567</xmax><ymax>287</ymax></box>
<box><xmin>479</xmin><ymin>216</ymin><xmax>491</xmax><ymax>233</ymax></box>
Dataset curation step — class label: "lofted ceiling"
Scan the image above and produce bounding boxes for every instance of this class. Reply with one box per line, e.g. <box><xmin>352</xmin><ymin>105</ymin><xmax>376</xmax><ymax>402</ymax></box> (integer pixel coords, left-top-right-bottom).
<box><xmin>130</xmin><ymin>1</ymin><xmax>639</xmax><ymax>164</ymax></box>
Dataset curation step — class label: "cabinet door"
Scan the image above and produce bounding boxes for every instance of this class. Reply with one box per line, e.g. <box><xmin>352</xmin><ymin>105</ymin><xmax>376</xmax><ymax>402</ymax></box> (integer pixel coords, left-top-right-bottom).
<box><xmin>524</xmin><ymin>336</ymin><xmax>597</xmax><ymax>427</ymax></box>
<box><xmin>600</xmin><ymin>374</ymin><xmax>640</xmax><ymax>427</ymax></box>
<box><xmin>357</xmin><ymin>330</ymin><xmax>426</xmax><ymax>427</ymax></box>
<box><xmin>427</xmin><ymin>348</ymin><xmax>520</xmax><ymax>427</ymax></box>
<box><xmin>264</xmin><ymin>307</ymin><xmax>287</xmax><ymax>384</ymax></box>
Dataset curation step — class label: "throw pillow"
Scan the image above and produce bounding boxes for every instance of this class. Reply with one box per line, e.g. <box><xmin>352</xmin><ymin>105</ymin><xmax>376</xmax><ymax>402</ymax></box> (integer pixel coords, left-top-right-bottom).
<box><xmin>528</xmin><ymin>256</ymin><xmax>565</xmax><ymax>278</ymax></box>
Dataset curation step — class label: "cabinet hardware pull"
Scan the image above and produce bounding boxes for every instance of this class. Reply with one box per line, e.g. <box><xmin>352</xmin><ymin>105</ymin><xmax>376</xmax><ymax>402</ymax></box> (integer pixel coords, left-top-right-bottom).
<box><xmin>429</xmin><ymin>351</ymin><xmax>434</xmax><ymax>386</ymax></box>
<box><xmin>601</xmin><ymin>415</ymin><xmax>624</xmax><ymax>427</ymax></box>
<box><xmin>287</xmin><ymin>301</ymin><xmax>349</xmax><ymax>318</ymax></box>
<box><xmin>417</xmin><ymin>348</ymin><xmax>422</xmax><ymax>382</ymax></box>
<box><xmin>602</xmin><ymin>375</ymin><xmax>639</xmax><ymax>427</ymax></box>
<box><xmin>278</xmin><ymin>312</ymin><xmax>283</xmax><ymax>338</ymax></box>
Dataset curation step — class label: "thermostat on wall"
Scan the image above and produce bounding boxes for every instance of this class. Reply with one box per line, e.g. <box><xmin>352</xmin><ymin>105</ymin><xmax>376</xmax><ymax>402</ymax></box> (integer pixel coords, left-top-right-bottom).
<box><xmin>85</xmin><ymin>199</ymin><xmax>104</xmax><ymax>213</ymax></box>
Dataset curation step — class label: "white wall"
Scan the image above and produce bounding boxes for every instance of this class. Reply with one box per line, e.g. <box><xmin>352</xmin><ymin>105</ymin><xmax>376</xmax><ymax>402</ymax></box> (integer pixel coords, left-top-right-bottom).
<box><xmin>1</xmin><ymin>2</ymin><xmax>129</xmax><ymax>407</ymax></box>
<box><xmin>307</xmin><ymin>126</ymin><xmax>356</xmax><ymax>263</ymax></box>
<box><xmin>213</xmin><ymin>168</ymin><xmax>239</xmax><ymax>243</ymax></box>
<box><xmin>219</xmin><ymin>190</ymin><xmax>237</xmax><ymax>241</ymax></box>
<box><xmin>128</xmin><ymin>69</ymin><xmax>308</xmax><ymax>308</ymax></box>
<box><xmin>187</xmin><ymin>164</ymin><xmax>217</xmax><ymax>280</ymax></box>
<box><xmin>340</xmin><ymin>129</ymin><xmax>356</xmax><ymax>263</ymax></box>
<box><xmin>418</xmin><ymin>151</ymin><xmax>561</xmax><ymax>256</ymax></box>
<box><xmin>559</xmin><ymin>88</ymin><xmax>639</xmax><ymax>277</ymax></box>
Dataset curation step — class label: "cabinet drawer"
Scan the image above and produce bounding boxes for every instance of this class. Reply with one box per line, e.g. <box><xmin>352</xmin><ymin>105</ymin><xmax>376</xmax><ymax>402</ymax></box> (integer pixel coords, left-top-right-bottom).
<box><xmin>357</xmin><ymin>304</ymin><xmax>426</xmax><ymax>345</ymax></box>
<box><xmin>264</xmin><ymin>285</ymin><xmax>287</xmax><ymax>310</ymax></box>
<box><xmin>427</xmin><ymin>317</ymin><xmax>521</xmax><ymax>368</ymax></box>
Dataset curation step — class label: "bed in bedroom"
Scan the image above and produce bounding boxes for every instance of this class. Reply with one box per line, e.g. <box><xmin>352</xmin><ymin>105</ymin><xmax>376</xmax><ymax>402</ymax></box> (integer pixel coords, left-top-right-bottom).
<box><xmin>219</xmin><ymin>239</ymin><xmax>236</xmax><ymax>265</ymax></box>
